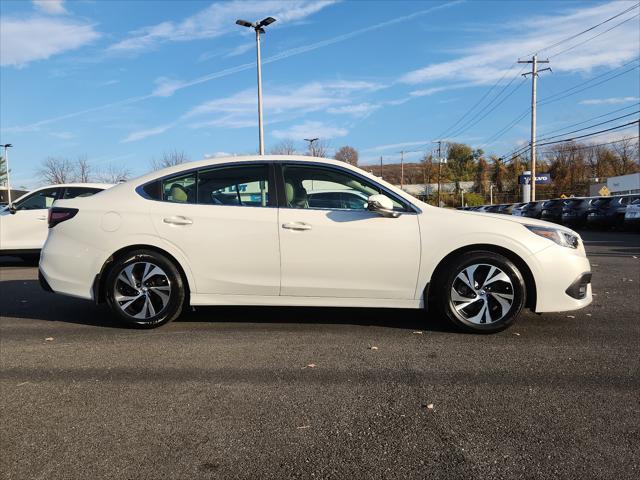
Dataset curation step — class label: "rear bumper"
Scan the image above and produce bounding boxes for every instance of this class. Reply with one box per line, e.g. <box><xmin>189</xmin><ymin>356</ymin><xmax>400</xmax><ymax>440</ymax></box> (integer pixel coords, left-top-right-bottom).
<box><xmin>39</xmin><ymin>231</ymin><xmax>106</xmax><ymax>300</ymax></box>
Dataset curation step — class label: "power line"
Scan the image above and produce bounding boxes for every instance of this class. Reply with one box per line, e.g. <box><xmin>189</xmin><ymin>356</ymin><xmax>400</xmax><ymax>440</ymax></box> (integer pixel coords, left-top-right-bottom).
<box><xmin>530</xmin><ymin>2</ymin><xmax>640</xmax><ymax>56</ymax></box>
<box><xmin>446</xmin><ymin>76</ymin><xmax>528</xmax><ymax>140</ymax></box>
<box><xmin>536</xmin><ymin>120</ymin><xmax>639</xmax><ymax>146</ymax></box>
<box><xmin>436</xmin><ymin>64</ymin><xmax>523</xmax><ymax>139</ymax></box>
<box><xmin>537</xmin><ymin>110</ymin><xmax>639</xmax><ymax>142</ymax></box>
<box><xmin>538</xmin><ymin>103</ymin><xmax>640</xmax><ymax>137</ymax></box>
<box><xmin>499</xmin><ymin>122</ymin><xmax>639</xmax><ymax>161</ymax></box>
<box><xmin>549</xmin><ymin>12</ymin><xmax>640</xmax><ymax>59</ymax></box>
<box><xmin>536</xmin><ymin>136</ymin><xmax>639</xmax><ymax>156</ymax></box>
<box><xmin>537</xmin><ymin>58</ymin><xmax>639</xmax><ymax>106</ymax></box>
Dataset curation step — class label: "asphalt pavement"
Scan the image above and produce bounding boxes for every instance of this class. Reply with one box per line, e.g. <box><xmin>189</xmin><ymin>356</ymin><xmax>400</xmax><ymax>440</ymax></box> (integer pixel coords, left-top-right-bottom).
<box><xmin>1</xmin><ymin>230</ymin><xmax>639</xmax><ymax>479</ymax></box>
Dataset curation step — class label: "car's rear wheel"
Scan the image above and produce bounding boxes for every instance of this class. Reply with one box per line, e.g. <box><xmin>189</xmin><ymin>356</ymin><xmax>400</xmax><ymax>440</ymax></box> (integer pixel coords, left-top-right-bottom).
<box><xmin>434</xmin><ymin>251</ymin><xmax>526</xmax><ymax>333</ymax></box>
<box><xmin>105</xmin><ymin>250</ymin><xmax>185</xmax><ymax>328</ymax></box>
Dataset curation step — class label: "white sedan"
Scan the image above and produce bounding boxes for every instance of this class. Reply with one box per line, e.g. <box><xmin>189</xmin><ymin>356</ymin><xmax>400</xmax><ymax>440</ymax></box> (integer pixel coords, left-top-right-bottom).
<box><xmin>0</xmin><ymin>183</ymin><xmax>112</xmax><ymax>257</ymax></box>
<box><xmin>39</xmin><ymin>156</ymin><xmax>592</xmax><ymax>333</ymax></box>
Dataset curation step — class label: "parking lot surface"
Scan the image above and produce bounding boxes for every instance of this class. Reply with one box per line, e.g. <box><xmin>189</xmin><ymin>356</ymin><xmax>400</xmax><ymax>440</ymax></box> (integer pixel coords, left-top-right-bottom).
<box><xmin>1</xmin><ymin>230</ymin><xmax>639</xmax><ymax>479</ymax></box>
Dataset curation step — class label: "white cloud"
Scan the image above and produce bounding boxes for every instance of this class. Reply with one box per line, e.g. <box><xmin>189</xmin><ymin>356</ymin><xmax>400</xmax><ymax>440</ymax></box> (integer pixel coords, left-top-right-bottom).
<box><xmin>33</xmin><ymin>0</ymin><xmax>67</xmax><ymax>15</ymax></box>
<box><xmin>327</xmin><ymin>102</ymin><xmax>380</xmax><ymax>118</ymax></box>
<box><xmin>0</xmin><ymin>16</ymin><xmax>100</xmax><ymax>67</ymax></box>
<box><xmin>579</xmin><ymin>96</ymin><xmax>639</xmax><ymax>105</ymax></box>
<box><xmin>49</xmin><ymin>131</ymin><xmax>74</xmax><ymax>140</ymax></box>
<box><xmin>401</xmin><ymin>2</ymin><xmax>639</xmax><ymax>86</ymax></box>
<box><xmin>108</xmin><ymin>0</ymin><xmax>337</xmax><ymax>53</ymax></box>
<box><xmin>363</xmin><ymin>141</ymin><xmax>430</xmax><ymax>153</ymax></box>
<box><xmin>272</xmin><ymin>120</ymin><xmax>348</xmax><ymax>140</ymax></box>
<box><xmin>4</xmin><ymin>1</ymin><xmax>461</xmax><ymax>129</ymax></box>
<box><xmin>224</xmin><ymin>43</ymin><xmax>255</xmax><ymax>58</ymax></box>
<box><xmin>184</xmin><ymin>80</ymin><xmax>382</xmax><ymax>128</ymax></box>
<box><xmin>121</xmin><ymin>123</ymin><xmax>175</xmax><ymax>143</ymax></box>
<box><xmin>204</xmin><ymin>152</ymin><xmax>234</xmax><ymax>158</ymax></box>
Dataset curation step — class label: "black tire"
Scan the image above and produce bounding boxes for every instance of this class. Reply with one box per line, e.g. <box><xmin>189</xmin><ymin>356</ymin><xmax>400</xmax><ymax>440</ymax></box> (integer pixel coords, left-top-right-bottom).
<box><xmin>105</xmin><ymin>250</ymin><xmax>185</xmax><ymax>328</ymax></box>
<box><xmin>433</xmin><ymin>251</ymin><xmax>526</xmax><ymax>333</ymax></box>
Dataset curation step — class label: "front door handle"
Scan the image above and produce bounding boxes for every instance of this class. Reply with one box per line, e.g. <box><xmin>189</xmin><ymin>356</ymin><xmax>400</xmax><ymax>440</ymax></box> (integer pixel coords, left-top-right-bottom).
<box><xmin>163</xmin><ymin>216</ymin><xmax>193</xmax><ymax>226</ymax></box>
<box><xmin>282</xmin><ymin>222</ymin><xmax>312</xmax><ymax>231</ymax></box>
<box><xmin>37</xmin><ymin>216</ymin><xmax>47</xmax><ymax>221</ymax></box>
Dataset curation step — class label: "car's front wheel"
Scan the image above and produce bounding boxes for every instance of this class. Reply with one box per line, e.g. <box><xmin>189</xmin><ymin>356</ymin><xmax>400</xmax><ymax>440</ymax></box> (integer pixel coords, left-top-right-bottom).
<box><xmin>434</xmin><ymin>251</ymin><xmax>526</xmax><ymax>333</ymax></box>
<box><xmin>105</xmin><ymin>250</ymin><xmax>185</xmax><ymax>328</ymax></box>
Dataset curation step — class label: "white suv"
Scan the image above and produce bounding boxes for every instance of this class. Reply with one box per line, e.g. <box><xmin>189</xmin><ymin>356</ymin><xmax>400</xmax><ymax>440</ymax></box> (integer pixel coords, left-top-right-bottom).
<box><xmin>0</xmin><ymin>183</ymin><xmax>112</xmax><ymax>257</ymax></box>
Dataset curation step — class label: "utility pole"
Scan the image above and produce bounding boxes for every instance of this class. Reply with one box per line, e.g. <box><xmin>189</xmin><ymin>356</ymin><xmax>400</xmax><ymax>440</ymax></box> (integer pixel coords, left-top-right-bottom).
<box><xmin>399</xmin><ymin>150</ymin><xmax>405</xmax><ymax>189</ymax></box>
<box><xmin>433</xmin><ymin>140</ymin><xmax>447</xmax><ymax>207</ymax></box>
<box><xmin>519</xmin><ymin>54</ymin><xmax>550</xmax><ymax>201</ymax></box>
<box><xmin>379</xmin><ymin>155</ymin><xmax>383</xmax><ymax>179</ymax></box>
<box><xmin>1</xmin><ymin>144</ymin><xmax>12</xmax><ymax>206</ymax></box>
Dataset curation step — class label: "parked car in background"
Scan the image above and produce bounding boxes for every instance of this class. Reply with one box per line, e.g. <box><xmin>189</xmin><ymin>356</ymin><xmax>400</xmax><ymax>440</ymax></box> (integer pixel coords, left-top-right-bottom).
<box><xmin>624</xmin><ymin>197</ymin><xmax>640</xmax><ymax>230</ymax></box>
<box><xmin>562</xmin><ymin>197</ymin><xmax>599</xmax><ymax>228</ymax></box>
<box><xmin>511</xmin><ymin>203</ymin><xmax>527</xmax><ymax>216</ymax></box>
<box><xmin>39</xmin><ymin>155</ymin><xmax>591</xmax><ymax>333</ymax></box>
<box><xmin>541</xmin><ymin>198</ymin><xmax>569</xmax><ymax>224</ymax></box>
<box><xmin>307</xmin><ymin>190</ymin><xmax>368</xmax><ymax>210</ymax></box>
<box><xmin>586</xmin><ymin>195</ymin><xmax>639</xmax><ymax>229</ymax></box>
<box><xmin>498</xmin><ymin>203</ymin><xmax>522</xmax><ymax>215</ymax></box>
<box><xmin>0</xmin><ymin>183</ymin><xmax>112</xmax><ymax>257</ymax></box>
<box><xmin>520</xmin><ymin>201</ymin><xmax>544</xmax><ymax>219</ymax></box>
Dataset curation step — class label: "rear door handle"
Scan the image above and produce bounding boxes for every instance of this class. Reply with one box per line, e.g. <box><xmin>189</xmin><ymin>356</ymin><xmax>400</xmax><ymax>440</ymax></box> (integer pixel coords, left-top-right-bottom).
<box><xmin>282</xmin><ymin>222</ymin><xmax>312</xmax><ymax>231</ymax></box>
<box><xmin>37</xmin><ymin>216</ymin><xmax>47</xmax><ymax>221</ymax></box>
<box><xmin>163</xmin><ymin>216</ymin><xmax>193</xmax><ymax>226</ymax></box>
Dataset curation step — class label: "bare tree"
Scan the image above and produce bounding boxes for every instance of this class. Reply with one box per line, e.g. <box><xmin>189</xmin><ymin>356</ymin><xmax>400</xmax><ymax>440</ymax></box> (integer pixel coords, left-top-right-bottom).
<box><xmin>612</xmin><ymin>137</ymin><xmax>640</xmax><ymax>175</ymax></box>
<box><xmin>38</xmin><ymin>157</ymin><xmax>73</xmax><ymax>184</ymax></box>
<box><xmin>150</xmin><ymin>149</ymin><xmax>189</xmax><ymax>171</ymax></box>
<box><xmin>270</xmin><ymin>140</ymin><xmax>298</xmax><ymax>155</ymax></box>
<box><xmin>73</xmin><ymin>156</ymin><xmax>92</xmax><ymax>183</ymax></box>
<box><xmin>307</xmin><ymin>139</ymin><xmax>330</xmax><ymax>158</ymax></box>
<box><xmin>334</xmin><ymin>146</ymin><xmax>359</xmax><ymax>166</ymax></box>
<box><xmin>96</xmin><ymin>163</ymin><xmax>131</xmax><ymax>184</ymax></box>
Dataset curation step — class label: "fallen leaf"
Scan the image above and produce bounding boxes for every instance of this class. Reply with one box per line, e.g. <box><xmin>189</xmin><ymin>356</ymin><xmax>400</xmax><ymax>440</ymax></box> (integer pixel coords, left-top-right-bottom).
<box><xmin>586</xmin><ymin>313</ymin><xmax>592</xmax><ymax>316</ymax></box>
<box><xmin>302</xmin><ymin>363</ymin><xmax>316</xmax><ymax>369</ymax></box>
<box><xmin>566</xmin><ymin>315</ymin><xmax>575</xmax><ymax>319</ymax></box>
<box><xmin>413</xmin><ymin>331</ymin><xmax>423</xmax><ymax>335</ymax></box>
<box><xmin>423</xmin><ymin>403</ymin><xmax>434</xmax><ymax>410</ymax></box>
<box><xmin>296</xmin><ymin>425</ymin><xmax>311</xmax><ymax>429</ymax></box>
<box><xmin>45</xmin><ymin>337</ymin><xmax>54</xmax><ymax>341</ymax></box>
<box><xmin>513</xmin><ymin>332</ymin><xmax>521</xmax><ymax>336</ymax></box>
<box><xmin>591</xmin><ymin>264</ymin><xmax>599</xmax><ymax>267</ymax></box>
<box><xmin>633</xmin><ymin>256</ymin><xmax>638</xmax><ymax>259</ymax></box>
<box><xmin>369</xmin><ymin>346</ymin><xmax>379</xmax><ymax>350</ymax></box>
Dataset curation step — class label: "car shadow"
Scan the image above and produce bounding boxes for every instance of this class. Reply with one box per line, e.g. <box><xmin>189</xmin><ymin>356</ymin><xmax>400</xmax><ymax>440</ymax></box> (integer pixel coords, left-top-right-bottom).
<box><xmin>0</xmin><ymin>279</ymin><xmax>457</xmax><ymax>332</ymax></box>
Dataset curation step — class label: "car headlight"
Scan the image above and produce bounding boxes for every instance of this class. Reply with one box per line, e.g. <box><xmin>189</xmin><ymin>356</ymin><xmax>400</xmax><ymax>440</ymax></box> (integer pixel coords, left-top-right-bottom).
<box><xmin>524</xmin><ymin>225</ymin><xmax>579</xmax><ymax>249</ymax></box>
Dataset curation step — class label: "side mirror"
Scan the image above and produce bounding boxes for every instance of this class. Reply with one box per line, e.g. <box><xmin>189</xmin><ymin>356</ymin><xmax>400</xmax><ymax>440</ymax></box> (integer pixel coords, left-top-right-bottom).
<box><xmin>9</xmin><ymin>204</ymin><xmax>16</xmax><ymax>215</ymax></box>
<box><xmin>367</xmin><ymin>194</ymin><xmax>400</xmax><ymax>218</ymax></box>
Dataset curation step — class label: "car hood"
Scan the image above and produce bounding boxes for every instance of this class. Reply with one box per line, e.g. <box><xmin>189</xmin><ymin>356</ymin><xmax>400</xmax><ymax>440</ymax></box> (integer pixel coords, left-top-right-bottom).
<box><xmin>456</xmin><ymin>210</ymin><xmax>579</xmax><ymax>235</ymax></box>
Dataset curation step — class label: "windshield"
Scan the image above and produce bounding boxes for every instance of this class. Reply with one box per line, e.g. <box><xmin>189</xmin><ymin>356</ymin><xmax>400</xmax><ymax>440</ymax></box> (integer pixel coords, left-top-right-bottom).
<box><xmin>592</xmin><ymin>198</ymin><xmax>612</xmax><ymax>207</ymax></box>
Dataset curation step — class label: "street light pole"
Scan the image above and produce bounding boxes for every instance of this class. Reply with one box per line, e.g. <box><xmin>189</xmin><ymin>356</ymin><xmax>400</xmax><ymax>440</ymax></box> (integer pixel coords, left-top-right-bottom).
<box><xmin>236</xmin><ymin>17</ymin><xmax>276</xmax><ymax>156</ymax></box>
<box><xmin>304</xmin><ymin>137</ymin><xmax>319</xmax><ymax>156</ymax></box>
<box><xmin>1</xmin><ymin>144</ymin><xmax>12</xmax><ymax>206</ymax></box>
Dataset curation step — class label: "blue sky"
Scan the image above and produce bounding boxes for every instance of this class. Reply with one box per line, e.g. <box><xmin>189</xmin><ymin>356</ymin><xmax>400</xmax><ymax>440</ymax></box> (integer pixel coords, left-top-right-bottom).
<box><xmin>1</xmin><ymin>0</ymin><xmax>638</xmax><ymax>187</ymax></box>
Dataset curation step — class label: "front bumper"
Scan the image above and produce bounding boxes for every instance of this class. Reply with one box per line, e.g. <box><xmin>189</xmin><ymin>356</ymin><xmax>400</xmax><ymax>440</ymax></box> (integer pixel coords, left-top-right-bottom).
<box><xmin>529</xmin><ymin>243</ymin><xmax>593</xmax><ymax>313</ymax></box>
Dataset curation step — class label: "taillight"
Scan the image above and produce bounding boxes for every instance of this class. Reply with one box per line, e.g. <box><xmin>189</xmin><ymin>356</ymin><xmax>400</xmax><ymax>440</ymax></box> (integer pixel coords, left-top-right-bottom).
<box><xmin>48</xmin><ymin>207</ymin><xmax>78</xmax><ymax>228</ymax></box>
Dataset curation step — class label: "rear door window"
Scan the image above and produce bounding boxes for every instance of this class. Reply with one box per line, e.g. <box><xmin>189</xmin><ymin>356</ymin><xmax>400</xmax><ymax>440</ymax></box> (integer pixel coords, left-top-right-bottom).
<box><xmin>62</xmin><ymin>187</ymin><xmax>102</xmax><ymax>199</ymax></box>
<box><xmin>197</xmin><ymin>164</ymin><xmax>270</xmax><ymax>207</ymax></box>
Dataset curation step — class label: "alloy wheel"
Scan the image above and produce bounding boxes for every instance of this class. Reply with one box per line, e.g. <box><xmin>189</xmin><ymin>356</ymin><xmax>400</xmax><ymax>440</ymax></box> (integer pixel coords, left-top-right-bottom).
<box><xmin>450</xmin><ymin>263</ymin><xmax>515</xmax><ymax>324</ymax></box>
<box><xmin>113</xmin><ymin>262</ymin><xmax>171</xmax><ymax>319</ymax></box>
